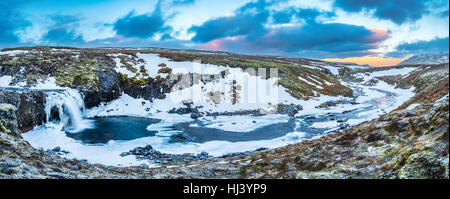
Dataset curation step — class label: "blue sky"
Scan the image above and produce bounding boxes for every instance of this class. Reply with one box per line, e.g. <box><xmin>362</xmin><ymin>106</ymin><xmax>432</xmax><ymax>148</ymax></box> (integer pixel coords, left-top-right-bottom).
<box><xmin>1</xmin><ymin>0</ymin><xmax>448</xmax><ymax>65</ymax></box>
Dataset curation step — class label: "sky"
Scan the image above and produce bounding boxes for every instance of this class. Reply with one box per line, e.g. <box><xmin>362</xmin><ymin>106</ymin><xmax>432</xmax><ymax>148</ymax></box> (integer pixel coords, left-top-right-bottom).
<box><xmin>1</xmin><ymin>0</ymin><xmax>449</xmax><ymax>66</ymax></box>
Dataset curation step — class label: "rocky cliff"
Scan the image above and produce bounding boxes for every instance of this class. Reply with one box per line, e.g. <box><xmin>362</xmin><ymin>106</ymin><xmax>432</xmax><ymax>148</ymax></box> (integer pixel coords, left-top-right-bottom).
<box><xmin>0</xmin><ymin>89</ymin><xmax>46</xmax><ymax>132</ymax></box>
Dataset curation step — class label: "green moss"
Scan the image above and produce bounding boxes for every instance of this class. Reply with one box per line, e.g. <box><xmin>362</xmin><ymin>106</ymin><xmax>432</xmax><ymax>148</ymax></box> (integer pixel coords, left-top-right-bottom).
<box><xmin>158</xmin><ymin>67</ymin><xmax>172</xmax><ymax>74</ymax></box>
<box><xmin>1</xmin><ymin>59</ymin><xmax>18</xmax><ymax>66</ymax></box>
<box><xmin>425</xmin><ymin>125</ymin><xmax>436</xmax><ymax>134</ymax></box>
<box><xmin>393</xmin><ymin>147</ymin><xmax>416</xmax><ymax>170</ymax></box>
<box><xmin>238</xmin><ymin>161</ymin><xmax>270</xmax><ymax>176</ymax></box>
<box><xmin>0</xmin><ymin>104</ymin><xmax>16</xmax><ymax>112</ymax></box>
<box><xmin>120</xmin><ymin>73</ymin><xmax>150</xmax><ymax>86</ymax></box>
<box><xmin>54</xmin><ymin>57</ymin><xmax>100</xmax><ymax>90</ymax></box>
<box><xmin>0</xmin><ymin>120</ymin><xmax>11</xmax><ymax>134</ymax></box>
<box><xmin>0</xmin><ymin>51</ymin><xmax>107</xmax><ymax>90</ymax></box>
<box><xmin>118</xmin><ymin>55</ymin><xmax>139</xmax><ymax>74</ymax></box>
<box><xmin>139</xmin><ymin>65</ymin><xmax>149</xmax><ymax>77</ymax></box>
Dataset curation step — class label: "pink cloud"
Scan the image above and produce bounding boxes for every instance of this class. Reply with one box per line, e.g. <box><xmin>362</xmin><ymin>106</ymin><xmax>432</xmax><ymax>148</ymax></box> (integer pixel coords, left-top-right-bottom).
<box><xmin>197</xmin><ymin>36</ymin><xmax>243</xmax><ymax>51</ymax></box>
<box><xmin>366</xmin><ymin>28</ymin><xmax>391</xmax><ymax>42</ymax></box>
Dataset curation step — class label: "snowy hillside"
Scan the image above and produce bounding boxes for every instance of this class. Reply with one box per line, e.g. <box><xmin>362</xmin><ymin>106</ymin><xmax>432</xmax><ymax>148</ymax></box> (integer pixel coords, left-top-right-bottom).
<box><xmin>399</xmin><ymin>52</ymin><xmax>449</xmax><ymax>65</ymax></box>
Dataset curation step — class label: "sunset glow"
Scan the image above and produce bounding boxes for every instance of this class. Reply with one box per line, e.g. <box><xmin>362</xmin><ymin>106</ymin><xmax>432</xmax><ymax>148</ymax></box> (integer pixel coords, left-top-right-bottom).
<box><xmin>322</xmin><ymin>56</ymin><xmax>409</xmax><ymax>67</ymax></box>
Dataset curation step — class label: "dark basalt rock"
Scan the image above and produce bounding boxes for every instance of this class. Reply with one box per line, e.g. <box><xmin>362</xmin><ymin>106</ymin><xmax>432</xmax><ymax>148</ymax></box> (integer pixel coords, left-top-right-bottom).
<box><xmin>190</xmin><ymin>109</ymin><xmax>203</xmax><ymax>119</ymax></box>
<box><xmin>0</xmin><ymin>89</ymin><xmax>46</xmax><ymax>132</ymax></box>
<box><xmin>16</xmin><ymin>91</ymin><xmax>46</xmax><ymax>131</ymax></box>
<box><xmin>366</xmin><ymin>131</ymin><xmax>385</xmax><ymax>142</ymax></box>
<box><xmin>405</xmin><ymin>111</ymin><xmax>418</xmax><ymax>117</ymax></box>
<box><xmin>121</xmin><ymin>77</ymin><xmax>176</xmax><ymax>102</ymax></box>
<box><xmin>169</xmin><ymin>133</ymin><xmax>194</xmax><ymax>143</ymax></box>
<box><xmin>255</xmin><ymin>147</ymin><xmax>269</xmax><ymax>152</ymax></box>
<box><xmin>48</xmin><ymin>147</ymin><xmax>70</xmax><ymax>155</ymax></box>
<box><xmin>385</xmin><ymin>119</ymin><xmax>409</xmax><ymax>133</ymax></box>
<box><xmin>277</xmin><ymin>104</ymin><xmax>303</xmax><ymax>117</ymax></box>
<box><xmin>169</xmin><ymin>106</ymin><xmax>268</xmax><ymax>119</ymax></box>
<box><xmin>80</xmin><ymin>69</ymin><xmax>122</xmax><ymax>109</ymax></box>
<box><xmin>168</xmin><ymin>105</ymin><xmax>205</xmax><ymax>119</ymax></box>
<box><xmin>49</xmin><ymin>106</ymin><xmax>60</xmax><ymax>121</ymax></box>
<box><xmin>121</xmin><ymin>145</ymin><xmax>212</xmax><ymax>164</ymax></box>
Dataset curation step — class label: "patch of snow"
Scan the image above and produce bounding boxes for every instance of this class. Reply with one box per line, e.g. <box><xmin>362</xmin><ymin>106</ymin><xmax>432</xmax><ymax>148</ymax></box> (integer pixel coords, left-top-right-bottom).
<box><xmin>0</xmin><ymin>50</ymin><xmax>29</xmax><ymax>56</ymax></box>
<box><xmin>346</xmin><ymin>118</ymin><xmax>367</xmax><ymax>126</ymax></box>
<box><xmin>0</xmin><ymin>75</ymin><xmax>13</xmax><ymax>86</ymax></box>
<box><xmin>298</xmin><ymin>76</ymin><xmax>323</xmax><ymax>89</ymax></box>
<box><xmin>321</xmin><ymin>65</ymin><xmax>340</xmax><ymax>76</ymax></box>
<box><xmin>310</xmin><ymin>121</ymin><xmax>340</xmax><ymax>128</ymax></box>
<box><xmin>345</xmin><ymin>65</ymin><xmax>370</xmax><ymax>70</ymax></box>
<box><xmin>31</xmin><ymin>77</ymin><xmax>65</xmax><ymax>90</ymax></box>
<box><xmin>86</xmin><ymin>94</ymin><xmax>152</xmax><ymax>118</ymax></box>
<box><xmin>371</xmin><ymin>67</ymin><xmax>417</xmax><ymax>77</ymax></box>
<box><xmin>406</xmin><ymin>103</ymin><xmax>421</xmax><ymax>111</ymax></box>
<box><xmin>302</xmin><ymin>65</ymin><xmax>321</xmax><ymax>70</ymax></box>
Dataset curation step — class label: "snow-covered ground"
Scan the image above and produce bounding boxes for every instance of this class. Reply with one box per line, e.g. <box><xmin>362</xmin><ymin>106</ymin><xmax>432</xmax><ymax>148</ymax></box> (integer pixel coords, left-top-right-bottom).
<box><xmin>0</xmin><ymin>50</ymin><xmax>29</xmax><ymax>56</ymax></box>
<box><xmin>0</xmin><ymin>75</ymin><xmax>12</xmax><ymax>86</ymax></box>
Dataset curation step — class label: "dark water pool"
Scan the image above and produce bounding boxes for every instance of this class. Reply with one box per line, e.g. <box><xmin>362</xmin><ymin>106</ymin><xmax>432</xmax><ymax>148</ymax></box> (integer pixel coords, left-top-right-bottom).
<box><xmin>66</xmin><ymin>117</ymin><xmax>161</xmax><ymax>144</ymax></box>
<box><xmin>171</xmin><ymin>119</ymin><xmax>297</xmax><ymax>143</ymax></box>
<box><xmin>65</xmin><ymin>116</ymin><xmax>297</xmax><ymax>144</ymax></box>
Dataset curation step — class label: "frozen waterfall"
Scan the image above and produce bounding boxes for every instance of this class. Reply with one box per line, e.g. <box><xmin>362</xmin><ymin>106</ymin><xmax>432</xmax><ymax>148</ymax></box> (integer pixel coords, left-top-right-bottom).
<box><xmin>44</xmin><ymin>89</ymin><xmax>92</xmax><ymax>133</ymax></box>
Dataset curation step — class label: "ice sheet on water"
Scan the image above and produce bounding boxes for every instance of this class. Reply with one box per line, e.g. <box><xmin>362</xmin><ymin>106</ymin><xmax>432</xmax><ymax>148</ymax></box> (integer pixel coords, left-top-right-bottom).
<box><xmin>197</xmin><ymin>114</ymin><xmax>290</xmax><ymax>133</ymax></box>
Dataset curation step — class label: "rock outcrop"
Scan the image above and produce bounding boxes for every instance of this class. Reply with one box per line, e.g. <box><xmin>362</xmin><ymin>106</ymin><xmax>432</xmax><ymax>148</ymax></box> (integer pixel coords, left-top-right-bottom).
<box><xmin>0</xmin><ymin>89</ymin><xmax>46</xmax><ymax>132</ymax></box>
<box><xmin>79</xmin><ymin>69</ymin><xmax>123</xmax><ymax>109</ymax></box>
<box><xmin>0</xmin><ymin>103</ymin><xmax>19</xmax><ymax>136</ymax></box>
<box><xmin>121</xmin><ymin>76</ymin><xmax>174</xmax><ymax>101</ymax></box>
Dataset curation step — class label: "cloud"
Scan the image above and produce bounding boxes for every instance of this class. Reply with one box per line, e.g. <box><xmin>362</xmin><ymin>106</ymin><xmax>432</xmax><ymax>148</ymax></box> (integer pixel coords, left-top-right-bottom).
<box><xmin>188</xmin><ymin>0</ymin><xmax>282</xmax><ymax>42</ymax></box>
<box><xmin>113</xmin><ymin>0</ymin><xmax>171</xmax><ymax>39</ymax></box>
<box><xmin>41</xmin><ymin>15</ymin><xmax>84</xmax><ymax>45</ymax></box>
<box><xmin>387</xmin><ymin>37</ymin><xmax>449</xmax><ymax>57</ymax></box>
<box><xmin>333</xmin><ymin>0</ymin><xmax>433</xmax><ymax>24</ymax></box>
<box><xmin>171</xmin><ymin>0</ymin><xmax>195</xmax><ymax>6</ymax></box>
<box><xmin>189</xmin><ymin>13</ymin><xmax>269</xmax><ymax>43</ymax></box>
<box><xmin>198</xmin><ymin>23</ymin><xmax>391</xmax><ymax>59</ymax></box>
<box><xmin>0</xmin><ymin>1</ymin><xmax>31</xmax><ymax>45</ymax></box>
<box><xmin>84</xmin><ymin>36</ymin><xmax>192</xmax><ymax>49</ymax></box>
<box><xmin>272</xmin><ymin>8</ymin><xmax>335</xmax><ymax>24</ymax></box>
<box><xmin>190</xmin><ymin>0</ymin><xmax>390</xmax><ymax>58</ymax></box>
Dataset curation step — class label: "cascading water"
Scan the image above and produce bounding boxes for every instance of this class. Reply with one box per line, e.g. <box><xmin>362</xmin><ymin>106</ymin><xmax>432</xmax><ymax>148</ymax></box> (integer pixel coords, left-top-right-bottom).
<box><xmin>44</xmin><ymin>89</ymin><xmax>92</xmax><ymax>133</ymax></box>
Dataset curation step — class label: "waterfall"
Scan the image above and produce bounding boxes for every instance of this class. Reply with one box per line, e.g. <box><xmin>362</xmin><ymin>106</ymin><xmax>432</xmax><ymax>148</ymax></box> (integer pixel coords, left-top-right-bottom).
<box><xmin>44</xmin><ymin>89</ymin><xmax>92</xmax><ymax>133</ymax></box>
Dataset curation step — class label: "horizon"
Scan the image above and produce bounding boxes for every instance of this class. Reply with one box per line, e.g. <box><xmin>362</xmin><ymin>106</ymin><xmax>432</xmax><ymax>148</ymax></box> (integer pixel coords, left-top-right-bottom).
<box><xmin>1</xmin><ymin>0</ymin><xmax>449</xmax><ymax>66</ymax></box>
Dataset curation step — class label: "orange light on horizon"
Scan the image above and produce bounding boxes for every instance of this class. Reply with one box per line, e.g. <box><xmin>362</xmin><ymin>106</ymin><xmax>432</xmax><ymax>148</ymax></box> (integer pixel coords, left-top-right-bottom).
<box><xmin>322</xmin><ymin>56</ymin><xmax>408</xmax><ymax>67</ymax></box>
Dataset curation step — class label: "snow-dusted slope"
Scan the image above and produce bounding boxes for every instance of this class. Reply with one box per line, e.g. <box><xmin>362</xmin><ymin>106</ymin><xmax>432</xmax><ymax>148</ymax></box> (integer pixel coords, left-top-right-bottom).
<box><xmin>399</xmin><ymin>52</ymin><xmax>449</xmax><ymax>65</ymax></box>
